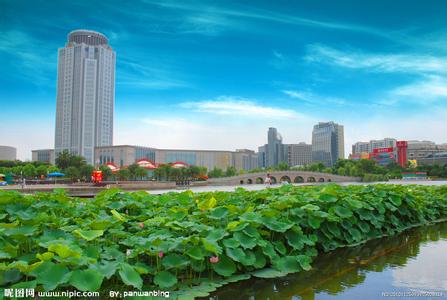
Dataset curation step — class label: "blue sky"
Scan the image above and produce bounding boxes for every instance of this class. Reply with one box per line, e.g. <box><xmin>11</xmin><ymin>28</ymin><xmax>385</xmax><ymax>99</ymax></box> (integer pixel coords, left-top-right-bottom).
<box><xmin>1</xmin><ymin>0</ymin><xmax>447</xmax><ymax>160</ymax></box>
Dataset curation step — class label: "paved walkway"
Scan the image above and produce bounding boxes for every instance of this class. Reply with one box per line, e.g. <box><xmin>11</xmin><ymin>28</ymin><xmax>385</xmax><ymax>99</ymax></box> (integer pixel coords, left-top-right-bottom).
<box><xmin>147</xmin><ymin>180</ymin><xmax>447</xmax><ymax>194</ymax></box>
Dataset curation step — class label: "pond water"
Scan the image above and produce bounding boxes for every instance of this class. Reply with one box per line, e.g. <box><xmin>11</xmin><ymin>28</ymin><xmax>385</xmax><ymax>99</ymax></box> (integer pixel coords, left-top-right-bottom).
<box><xmin>207</xmin><ymin>222</ymin><xmax>447</xmax><ymax>300</ymax></box>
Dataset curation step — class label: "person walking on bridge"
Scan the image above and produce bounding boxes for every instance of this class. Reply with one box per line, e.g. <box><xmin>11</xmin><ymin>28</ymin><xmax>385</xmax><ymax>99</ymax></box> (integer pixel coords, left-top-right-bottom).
<box><xmin>265</xmin><ymin>173</ymin><xmax>272</xmax><ymax>187</ymax></box>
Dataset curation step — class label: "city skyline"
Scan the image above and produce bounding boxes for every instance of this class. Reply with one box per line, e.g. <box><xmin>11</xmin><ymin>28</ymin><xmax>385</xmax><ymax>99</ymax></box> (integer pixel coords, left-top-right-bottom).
<box><xmin>1</xmin><ymin>0</ymin><xmax>447</xmax><ymax>160</ymax></box>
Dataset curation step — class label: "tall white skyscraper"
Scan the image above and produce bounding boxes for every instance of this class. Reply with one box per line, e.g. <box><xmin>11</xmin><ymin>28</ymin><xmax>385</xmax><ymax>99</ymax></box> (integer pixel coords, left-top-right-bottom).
<box><xmin>55</xmin><ymin>30</ymin><xmax>115</xmax><ymax>164</ymax></box>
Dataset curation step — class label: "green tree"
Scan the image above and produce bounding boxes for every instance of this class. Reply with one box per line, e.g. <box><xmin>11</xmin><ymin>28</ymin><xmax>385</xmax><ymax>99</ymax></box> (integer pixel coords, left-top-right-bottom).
<box><xmin>198</xmin><ymin>166</ymin><xmax>207</xmax><ymax>177</ymax></box>
<box><xmin>277</xmin><ymin>161</ymin><xmax>290</xmax><ymax>171</ymax></box>
<box><xmin>0</xmin><ymin>160</ymin><xmax>20</xmax><ymax>168</ymax></box>
<box><xmin>47</xmin><ymin>165</ymin><xmax>60</xmax><ymax>173</ymax></box>
<box><xmin>154</xmin><ymin>164</ymin><xmax>172</xmax><ymax>181</ymax></box>
<box><xmin>225</xmin><ymin>166</ymin><xmax>237</xmax><ymax>177</ymax></box>
<box><xmin>357</xmin><ymin>159</ymin><xmax>376</xmax><ymax>175</ymax></box>
<box><xmin>187</xmin><ymin>166</ymin><xmax>201</xmax><ymax>180</ymax></box>
<box><xmin>208</xmin><ymin>167</ymin><xmax>224</xmax><ymax>178</ymax></box>
<box><xmin>249</xmin><ymin>168</ymin><xmax>263</xmax><ymax>173</ymax></box>
<box><xmin>12</xmin><ymin>166</ymin><xmax>23</xmax><ymax>176</ymax></box>
<box><xmin>80</xmin><ymin>165</ymin><xmax>95</xmax><ymax>181</ymax></box>
<box><xmin>127</xmin><ymin>163</ymin><xmax>139</xmax><ymax>180</ymax></box>
<box><xmin>56</xmin><ymin>150</ymin><xmax>86</xmax><ymax>170</ymax></box>
<box><xmin>23</xmin><ymin>164</ymin><xmax>36</xmax><ymax>178</ymax></box>
<box><xmin>99</xmin><ymin>165</ymin><xmax>113</xmax><ymax>181</ymax></box>
<box><xmin>308</xmin><ymin>162</ymin><xmax>325</xmax><ymax>172</ymax></box>
<box><xmin>55</xmin><ymin>150</ymin><xmax>72</xmax><ymax>170</ymax></box>
<box><xmin>337</xmin><ymin>167</ymin><xmax>346</xmax><ymax>176</ymax></box>
<box><xmin>323</xmin><ymin>167</ymin><xmax>332</xmax><ymax>174</ymax></box>
<box><xmin>36</xmin><ymin>165</ymin><xmax>48</xmax><ymax>177</ymax></box>
<box><xmin>169</xmin><ymin>168</ymin><xmax>182</xmax><ymax>181</ymax></box>
<box><xmin>65</xmin><ymin>166</ymin><xmax>81</xmax><ymax>181</ymax></box>
<box><xmin>135</xmin><ymin>167</ymin><xmax>147</xmax><ymax>180</ymax></box>
<box><xmin>117</xmin><ymin>169</ymin><xmax>130</xmax><ymax>181</ymax></box>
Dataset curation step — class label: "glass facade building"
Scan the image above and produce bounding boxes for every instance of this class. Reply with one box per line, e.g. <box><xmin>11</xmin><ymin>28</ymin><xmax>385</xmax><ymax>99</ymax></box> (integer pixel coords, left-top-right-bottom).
<box><xmin>312</xmin><ymin>122</ymin><xmax>345</xmax><ymax>167</ymax></box>
<box><xmin>258</xmin><ymin>128</ymin><xmax>287</xmax><ymax>168</ymax></box>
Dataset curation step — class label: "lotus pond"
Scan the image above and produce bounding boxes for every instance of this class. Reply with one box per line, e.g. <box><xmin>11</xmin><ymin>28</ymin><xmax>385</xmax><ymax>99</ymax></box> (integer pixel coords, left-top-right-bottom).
<box><xmin>0</xmin><ymin>184</ymin><xmax>447</xmax><ymax>299</ymax></box>
<box><xmin>209</xmin><ymin>221</ymin><xmax>447</xmax><ymax>299</ymax></box>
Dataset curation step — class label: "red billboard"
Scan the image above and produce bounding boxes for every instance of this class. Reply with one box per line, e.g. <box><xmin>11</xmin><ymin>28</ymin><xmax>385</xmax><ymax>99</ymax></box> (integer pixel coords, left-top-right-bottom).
<box><xmin>372</xmin><ymin>147</ymin><xmax>394</xmax><ymax>153</ymax></box>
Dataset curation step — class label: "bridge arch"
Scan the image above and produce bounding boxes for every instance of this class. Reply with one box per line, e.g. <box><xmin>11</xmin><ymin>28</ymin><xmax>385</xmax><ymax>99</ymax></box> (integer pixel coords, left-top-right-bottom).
<box><xmin>207</xmin><ymin>171</ymin><xmax>360</xmax><ymax>185</ymax></box>
<box><xmin>294</xmin><ymin>176</ymin><xmax>304</xmax><ymax>183</ymax></box>
<box><xmin>307</xmin><ymin>176</ymin><xmax>316</xmax><ymax>182</ymax></box>
<box><xmin>270</xmin><ymin>176</ymin><xmax>277</xmax><ymax>184</ymax></box>
<box><xmin>280</xmin><ymin>176</ymin><xmax>291</xmax><ymax>183</ymax></box>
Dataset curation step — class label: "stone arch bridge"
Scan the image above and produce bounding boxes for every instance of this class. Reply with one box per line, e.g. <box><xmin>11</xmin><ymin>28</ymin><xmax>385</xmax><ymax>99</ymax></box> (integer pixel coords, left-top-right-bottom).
<box><xmin>208</xmin><ymin>171</ymin><xmax>360</xmax><ymax>185</ymax></box>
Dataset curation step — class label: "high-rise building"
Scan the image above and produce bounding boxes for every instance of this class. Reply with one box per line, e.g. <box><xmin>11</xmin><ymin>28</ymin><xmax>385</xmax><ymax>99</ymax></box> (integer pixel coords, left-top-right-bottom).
<box><xmin>55</xmin><ymin>30</ymin><xmax>115</xmax><ymax>165</ymax></box>
<box><xmin>312</xmin><ymin>122</ymin><xmax>344</xmax><ymax>167</ymax></box>
<box><xmin>258</xmin><ymin>128</ymin><xmax>286</xmax><ymax>168</ymax></box>
<box><xmin>268</xmin><ymin>127</ymin><xmax>286</xmax><ymax>167</ymax></box>
<box><xmin>288</xmin><ymin>142</ymin><xmax>312</xmax><ymax>167</ymax></box>
<box><xmin>258</xmin><ymin>145</ymin><xmax>267</xmax><ymax>168</ymax></box>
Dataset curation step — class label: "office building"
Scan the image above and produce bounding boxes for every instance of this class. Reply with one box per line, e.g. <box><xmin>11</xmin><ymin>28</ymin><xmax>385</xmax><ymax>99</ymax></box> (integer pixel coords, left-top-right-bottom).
<box><xmin>258</xmin><ymin>146</ymin><xmax>267</xmax><ymax>168</ymax></box>
<box><xmin>370</xmin><ymin>138</ymin><xmax>396</xmax><ymax>151</ymax></box>
<box><xmin>352</xmin><ymin>138</ymin><xmax>397</xmax><ymax>156</ymax></box>
<box><xmin>288</xmin><ymin>143</ymin><xmax>312</xmax><ymax>167</ymax></box>
<box><xmin>233</xmin><ymin>149</ymin><xmax>259</xmax><ymax>171</ymax></box>
<box><xmin>418</xmin><ymin>152</ymin><xmax>447</xmax><ymax>166</ymax></box>
<box><xmin>0</xmin><ymin>146</ymin><xmax>17</xmax><ymax>161</ymax></box>
<box><xmin>258</xmin><ymin>128</ymin><xmax>287</xmax><ymax>168</ymax></box>
<box><xmin>407</xmin><ymin>141</ymin><xmax>447</xmax><ymax>160</ymax></box>
<box><xmin>312</xmin><ymin>122</ymin><xmax>345</xmax><ymax>167</ymax></box>
<box><xmin>55</xmin><ymin>30</ymin><xmax>115</xmax><ymax>165</ymax></box>
<box><xmin>351</xmin><ymin>142</ymin><xmax>371</xmax><ymax>155</ymax></box>
<box><xmin>95</xmin><ymin>145</ymin><xmax>156</xmax><ymax>167</ymax></box>
<box><xmin>93</xmin><ymin>145</ymin><xmax>257</xmax><ymax>171</ymax></box>
<box><xmin>31</xmin><ymin>149</ymin><xmax>55</xmax><ymax>164</ymax></box>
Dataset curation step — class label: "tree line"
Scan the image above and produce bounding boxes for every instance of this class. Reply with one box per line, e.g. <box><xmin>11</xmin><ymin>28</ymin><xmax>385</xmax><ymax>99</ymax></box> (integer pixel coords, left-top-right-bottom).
<box><xmin>1</xmin><ymin>152</ymin><xmax>445</xmax><ymax>182</ymax></box>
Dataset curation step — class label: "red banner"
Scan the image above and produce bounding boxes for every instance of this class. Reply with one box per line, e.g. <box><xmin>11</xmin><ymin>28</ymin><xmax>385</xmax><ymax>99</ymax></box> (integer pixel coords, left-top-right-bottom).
<box><xmin>372</xmin><ymin>147</ymin><xmax>394</xmax><ymax>153</ymax></box>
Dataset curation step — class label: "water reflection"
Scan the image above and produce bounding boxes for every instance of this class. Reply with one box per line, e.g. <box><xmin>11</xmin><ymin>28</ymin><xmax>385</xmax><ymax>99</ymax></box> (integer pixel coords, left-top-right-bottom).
<box><xmin>208</xmin><ymin>222</ymin><xmax>447</xmax><ymax>299</ymax></box>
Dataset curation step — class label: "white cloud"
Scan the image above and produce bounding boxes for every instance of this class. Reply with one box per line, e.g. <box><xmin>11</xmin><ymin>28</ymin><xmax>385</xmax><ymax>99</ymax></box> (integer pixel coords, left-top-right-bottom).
<box><xmin>305</xmin><ymin>44</ymin><xmax>447</xmax><ymax>74</ymax></box>
<box><xmin>181</xmin><ymin>96</ymin><xmax>302</xmax><ymax>119</ymax></box>
<box><xmin>142</xmin><ymin>0</ymin><xmax>393</xmax><ymax>39</ymax></box>
<box><xmin>283</xmin><ymin>90</ymin><xmax>347</xmax><ymax>105</ymax></box>
<box><xmin>392</xmin><ymin>76</ymin><xmax>447</xmax><ymax>99</ymax></box>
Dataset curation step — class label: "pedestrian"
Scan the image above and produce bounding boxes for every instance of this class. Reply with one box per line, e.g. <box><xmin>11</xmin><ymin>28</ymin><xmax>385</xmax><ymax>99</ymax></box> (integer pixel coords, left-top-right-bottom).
<box><xmin>265</xmin><ymin>173</ymin><xmax>272</xmax><ymax>187</ymax></box>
